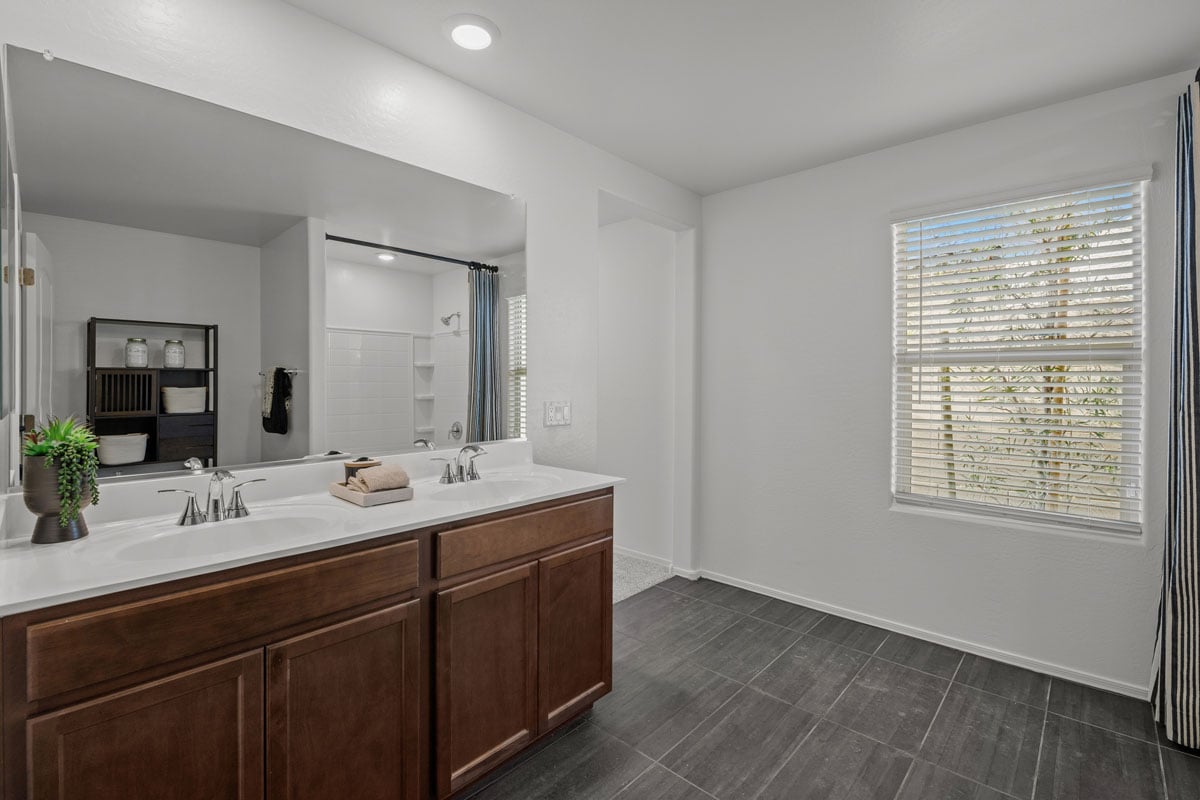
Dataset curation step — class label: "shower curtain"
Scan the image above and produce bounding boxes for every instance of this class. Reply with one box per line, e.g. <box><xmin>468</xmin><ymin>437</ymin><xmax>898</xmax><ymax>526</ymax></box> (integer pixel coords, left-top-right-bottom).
<box><xmin>1153</xmin><ymin>78</ymin><xmax>1200</xmax><ymax>749</ymax></box>
<box><xmin>467</xmin><ymin>265</ymin><xmax>502</xmax><ymax>442</ymax></box>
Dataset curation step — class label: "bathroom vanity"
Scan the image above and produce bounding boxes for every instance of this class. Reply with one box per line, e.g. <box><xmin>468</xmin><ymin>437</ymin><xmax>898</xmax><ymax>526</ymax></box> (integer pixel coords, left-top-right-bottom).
<box><xmin>0</xmin><ymin>460</ymin><xmax>616</xmax><ymax>800</ymax></box>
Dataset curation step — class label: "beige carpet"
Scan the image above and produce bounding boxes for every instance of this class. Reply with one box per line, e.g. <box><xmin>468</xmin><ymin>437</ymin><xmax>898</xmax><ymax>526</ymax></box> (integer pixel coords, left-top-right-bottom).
<box><xmin>613</xmin><ymin>551</ymin><xmax>671</xmax><ymax>603</ymax></box>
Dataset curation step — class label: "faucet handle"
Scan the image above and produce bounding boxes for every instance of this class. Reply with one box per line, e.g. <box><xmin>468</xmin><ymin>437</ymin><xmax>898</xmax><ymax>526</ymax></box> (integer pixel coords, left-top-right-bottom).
<box><xmin>430</xmin><ymin>457</ymin><xmax>458</xmax><ymax>484</ymax></box>
<box><xmin>158</xmin><ymin>489</ymin><xmax>207</xmax><ymax>526</ymax></box>
<box><xmin>465</xmin><ymin>447</ymin><xmax>487</xmax><ymax>481</ymax></box>
<box><xmin>227</xmin><ymin>478</ymin><xmax>266</xmax><ymax>519</ymax></box>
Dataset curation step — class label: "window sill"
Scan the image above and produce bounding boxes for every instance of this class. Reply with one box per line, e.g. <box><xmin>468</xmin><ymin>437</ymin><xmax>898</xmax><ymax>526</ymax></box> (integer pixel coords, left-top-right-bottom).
<box><xmin>889</xmin><ymin>497</ymin><xmax>1145</xmax><ymax>546</ymax></box>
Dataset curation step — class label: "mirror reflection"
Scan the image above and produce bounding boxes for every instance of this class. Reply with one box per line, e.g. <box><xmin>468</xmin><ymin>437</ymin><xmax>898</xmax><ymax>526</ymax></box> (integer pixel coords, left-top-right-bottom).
<box><xmin>5</xmin><ymin>46</ymin><xmax>527</xmax><ymax>481</ymax></box>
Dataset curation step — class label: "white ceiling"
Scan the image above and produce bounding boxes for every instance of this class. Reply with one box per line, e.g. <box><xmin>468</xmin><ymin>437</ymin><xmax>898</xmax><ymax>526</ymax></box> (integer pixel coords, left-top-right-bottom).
<box><xmin>8</xmin><ymin>46</ymin><xmax>525</xmax><ymax>258</ymax></box>
<box><xmin>285</xmin><ymin>0</ymin><xmax>1200</xmax><ymax>195</ymax></box>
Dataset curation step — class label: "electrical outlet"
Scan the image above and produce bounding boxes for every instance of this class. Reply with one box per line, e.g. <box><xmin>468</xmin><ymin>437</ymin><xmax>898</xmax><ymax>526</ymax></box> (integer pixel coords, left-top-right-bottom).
<box><xmin>543</xmin><ymin>400</ymin><xmax>572</xmax><ymax>427</ymax></box>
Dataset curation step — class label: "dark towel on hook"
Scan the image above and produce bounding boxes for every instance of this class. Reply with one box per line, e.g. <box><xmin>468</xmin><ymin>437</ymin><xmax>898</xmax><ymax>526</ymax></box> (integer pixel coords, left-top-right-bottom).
<box><xmin>263</xmin><ymin>368</ymin><xmax>292</xmax><ymax>435</ymax></box>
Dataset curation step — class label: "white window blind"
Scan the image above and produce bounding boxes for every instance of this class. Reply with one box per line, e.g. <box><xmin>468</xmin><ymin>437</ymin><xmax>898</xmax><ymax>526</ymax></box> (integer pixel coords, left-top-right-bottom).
<box><xmin>507</xmin><ymin>294</ymin><xmax>527</xmax><ymax>438</ymax></box>
<box><xmin>892</xmin><ymin>181</ymin><xmax>1144</xmax><ymax>533</ymax></box>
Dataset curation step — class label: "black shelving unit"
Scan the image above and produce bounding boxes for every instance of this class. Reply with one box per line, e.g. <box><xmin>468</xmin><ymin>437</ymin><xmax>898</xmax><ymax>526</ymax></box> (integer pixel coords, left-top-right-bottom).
<box><xmin>86</xmin><ymin>318</ymin><xmax>218</xmax><ymax>474</ymax></box>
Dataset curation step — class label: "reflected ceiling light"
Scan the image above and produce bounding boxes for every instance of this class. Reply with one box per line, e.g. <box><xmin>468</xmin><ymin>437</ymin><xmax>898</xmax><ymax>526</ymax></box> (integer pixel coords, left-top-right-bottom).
<box><xmin>376</xmin><ymin>252</ymin><xmax>396</xmax><ymax>262</ymax></box>
<box><xmin>444</xmin><ymin>14</ymin><xmax>499</xmax><ymax>50</ymax></box>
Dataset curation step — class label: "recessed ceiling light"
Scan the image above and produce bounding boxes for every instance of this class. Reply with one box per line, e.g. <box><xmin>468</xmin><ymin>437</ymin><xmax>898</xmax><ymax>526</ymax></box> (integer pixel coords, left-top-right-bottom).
<box><xmin>443</xmin><ymin>14</ymin><xmax>499</xmax><ymax>51</ymax></box>
<box><xmin>376</xmin><ymin>252</ymin><xmax>396</xmax><ymax>262</ymax></box>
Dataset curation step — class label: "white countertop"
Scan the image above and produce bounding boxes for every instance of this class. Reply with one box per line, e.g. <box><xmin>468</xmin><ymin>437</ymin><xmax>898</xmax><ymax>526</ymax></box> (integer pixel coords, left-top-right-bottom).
<box><xmin>0</xmin><ymin>462</ymin><xmax>621</xmax><ymax>616</ymax></box>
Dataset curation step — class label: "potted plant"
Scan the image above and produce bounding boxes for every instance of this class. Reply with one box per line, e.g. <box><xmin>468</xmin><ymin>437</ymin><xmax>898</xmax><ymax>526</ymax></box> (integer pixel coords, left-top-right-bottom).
<box><xmin>23</xmin><ymin>418</ymin><xmax>101</xmax><ymax>544</ymax></box>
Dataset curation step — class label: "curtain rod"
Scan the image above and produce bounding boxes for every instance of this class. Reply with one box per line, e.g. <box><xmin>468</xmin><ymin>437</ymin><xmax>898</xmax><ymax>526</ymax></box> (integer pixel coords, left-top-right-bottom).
<box><xmin>325</xmin><ymin>234</ymin><xmax>499</xmax><ymax>273</ymax></box>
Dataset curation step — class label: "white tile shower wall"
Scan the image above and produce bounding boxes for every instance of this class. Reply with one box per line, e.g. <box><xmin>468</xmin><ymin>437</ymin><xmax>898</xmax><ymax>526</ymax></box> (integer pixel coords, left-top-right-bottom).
<box><xmin>432</xmin><ymin>332</ymin><xmax>468</xmax><ymax>446</ymax></box>
<box><xmin>326</xmin><ymin>329</ymin><xmax>413</xmax><ymax>455</ymax></box>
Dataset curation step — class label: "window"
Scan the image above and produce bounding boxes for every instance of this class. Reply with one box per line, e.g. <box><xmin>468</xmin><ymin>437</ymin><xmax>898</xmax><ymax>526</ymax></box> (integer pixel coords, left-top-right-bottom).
<box><xmin>892</xmin><ymin>181</ymin><xmax>1144</xmax><ymax>533</ymax></box>
<box><xmin>506</xmin><ymin>294</ymin><xmax>528</xmax><ymax>438</ymax></box>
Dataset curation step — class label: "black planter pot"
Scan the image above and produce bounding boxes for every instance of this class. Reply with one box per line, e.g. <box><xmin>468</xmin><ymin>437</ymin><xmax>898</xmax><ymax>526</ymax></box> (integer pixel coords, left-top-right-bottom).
<box><xmin>23</xmin><ymin>455</ymin><xmax>91</xmax><ymax>544</ymax></box>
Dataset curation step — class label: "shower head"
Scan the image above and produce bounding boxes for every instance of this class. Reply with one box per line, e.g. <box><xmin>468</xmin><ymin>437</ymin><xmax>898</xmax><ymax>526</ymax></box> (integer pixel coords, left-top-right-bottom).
<box><xmin>440</xmin><ymin>312</ymin><xmax>461</xmax><ymax>326</ymax></box>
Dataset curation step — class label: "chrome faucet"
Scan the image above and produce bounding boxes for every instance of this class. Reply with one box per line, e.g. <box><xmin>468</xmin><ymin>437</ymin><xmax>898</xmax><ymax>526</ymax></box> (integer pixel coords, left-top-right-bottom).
<box><xmin>413</xmin><ymin>438</ymin><xmax>435</xmax><ymax>450</ymax></box>
<box><xmin>457</xmin><ymin>445</ymin><xmax>487</xmax><ymax>481</ymax></box>
<box><xmin>430</xmin><ymin>457</ymin><xmax>459</xmax><ymax>484</ymax></box>
<box><xmin>157</xmin><ymin>488</ymin><xmax>208</xmax><ymax>526</ymax></box>
<box><xmin>206</xmin><ymin>469</ymin><xmax>235</xmax><ymax>522</ymax></box>
<box><xmin>227</xmin><ymin>478</ymin><xmax>267</xmax><ymax>518</ymax></box>
<box><xmin>159</xmin><ymin>473</ymin><xmax>268</xmax><ymax>525</ymax></box>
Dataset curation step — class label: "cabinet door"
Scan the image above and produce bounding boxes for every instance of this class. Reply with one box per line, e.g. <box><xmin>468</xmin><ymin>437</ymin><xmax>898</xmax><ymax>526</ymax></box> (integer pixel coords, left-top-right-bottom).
<box><xmin>27</xmin><ymin>651</ymin><xmax>263</xmax><ymax>800</ymax></box>
<box><xmin>267</xmin><ymin>601</ymin><xmax>421</xmax><ymax>800</ymax></box>
<box><xmin>538</xmin><ymin>538</ymin><xmax>612</xmax><ymax>732</ymax></box>
<box><xmin>435</xmin><ymin>563</ymin><xmax>538</xmax><ymax>798</ymax></box>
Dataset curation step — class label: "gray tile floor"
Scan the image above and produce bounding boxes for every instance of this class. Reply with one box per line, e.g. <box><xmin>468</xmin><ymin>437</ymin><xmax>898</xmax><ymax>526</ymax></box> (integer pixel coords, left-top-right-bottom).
<box><xmin>466</xmin><ymin>577</ymin><xmax>1200</xmax><ymax>800</ymax></box>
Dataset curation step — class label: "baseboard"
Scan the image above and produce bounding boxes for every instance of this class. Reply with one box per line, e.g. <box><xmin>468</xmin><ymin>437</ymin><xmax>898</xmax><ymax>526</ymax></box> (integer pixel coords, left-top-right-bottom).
<box><xmin>671</xmin><ymin>566</ymin><xmax>700</xmax><ymax>580</ymax></box>
<box><xmin>612</xmin><ymin>544</ymin><xmax>673</xmax><ymax>569</ymax></box>
<box><xmin>696</xmin><ymin>567</ymin><xmax>1150</xmax><ymax>701</ymax></box>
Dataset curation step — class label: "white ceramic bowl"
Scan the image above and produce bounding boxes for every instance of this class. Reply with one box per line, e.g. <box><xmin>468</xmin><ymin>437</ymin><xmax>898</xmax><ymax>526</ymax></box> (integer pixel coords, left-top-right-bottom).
<box><xmin>162</xmin><ymin>386</ymin><xmax>207</xmax><ymax>414</ymax></box>
<box><xmin>98</xmin><ymin>433</ymin><xmax>149</xmax><ymax>465</ymax></box>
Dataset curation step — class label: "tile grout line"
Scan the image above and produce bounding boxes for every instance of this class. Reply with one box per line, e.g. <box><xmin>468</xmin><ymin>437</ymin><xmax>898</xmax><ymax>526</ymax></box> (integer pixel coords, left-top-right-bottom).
<box><xmin>889</xmin><ymin>650</ymin><xmax>965</xmax><ymax>800</ymax></box>
<box><xmin>915</xmin><ymin>652</ymin><xmax>965</xmax><ymax>753</ymax></box>
<box><xmin>656</xmin><ymin>764</ymin><xmax>721</xmax><ymax>800</ymax></box>
<box><xmin>1042</xmin><ymin>709</ymin><xmax>1163</xmax><ymax>746</ymax></box>
<box><xmin>606</xmin><ymin>761</ymin><xmax>657</xmax><ymax>800</ymax></box>
<box><xmin>1029</xmin><ymin>677</ymin><xmax>1053</xmax><ymax>800</ymax></box>
<box><xmin>1155</xmin><ymin>715</ymin><xmax>1171</xmax><ymax>800</ymax></box>
<box><xmin>747</xmin><ymin>638</ymin><xmax>885</xmax><ymax>799</ymax></box>
<box><xmin>948</xmin><ymin>676</ymin><xmax>1052</xmax><ymax>715</ymax></box>
<box><xmin>653</xmin><ymin>681</ymin><xmax>753</xmax><ymax>767</ymax></box>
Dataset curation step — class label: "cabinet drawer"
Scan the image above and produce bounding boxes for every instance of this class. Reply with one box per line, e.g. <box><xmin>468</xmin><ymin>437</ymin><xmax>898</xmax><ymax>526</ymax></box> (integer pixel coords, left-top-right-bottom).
<box><xmin>26</xmin><ymin>539</ymin><xmax>419</xmax><ymax>701</ymax></box>
<box><xmin>158</xmin><ymin>413</ymin><xmax>214</xmax><ymax>438</ymax></box>
<box><xmin>436</xmin><ymin>493</ymin><xmax>612</xmax><ymax>579</ymax></box>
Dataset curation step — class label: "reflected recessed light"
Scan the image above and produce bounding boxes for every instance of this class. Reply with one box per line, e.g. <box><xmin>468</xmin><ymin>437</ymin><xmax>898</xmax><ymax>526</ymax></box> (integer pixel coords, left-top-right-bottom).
<box><xmin>376</xmin><ymin>252</ymin><xmax>396</xmax><ymax>262</ymax></box>
<box><xmin>444</xmin><ymin>14</ymin><xmax>499</xmax><ymax>50</ymax></box>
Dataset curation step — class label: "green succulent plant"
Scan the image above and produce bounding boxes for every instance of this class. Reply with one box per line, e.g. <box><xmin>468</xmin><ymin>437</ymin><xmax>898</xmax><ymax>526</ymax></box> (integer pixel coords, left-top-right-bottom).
<box><xmin>23</xmin><ymin>417</ymin><xmax>101</xmax><ymax>525</ymax></box>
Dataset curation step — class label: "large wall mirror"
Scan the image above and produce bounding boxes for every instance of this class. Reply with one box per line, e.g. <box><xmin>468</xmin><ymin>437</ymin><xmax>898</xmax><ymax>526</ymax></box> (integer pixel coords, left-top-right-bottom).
<box><xmin>2</xmin><ymin>45</ymin><xmax>527</xmax><ymax>483</ymax></box>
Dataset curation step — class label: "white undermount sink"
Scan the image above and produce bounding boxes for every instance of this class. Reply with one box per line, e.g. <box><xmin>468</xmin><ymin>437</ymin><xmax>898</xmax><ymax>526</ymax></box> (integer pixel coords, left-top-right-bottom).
<box><xmin>429</xmin><ymin>475</ymin><xmax>560</xmax><ymax>503</ymax></box>
<box><xmin>112</xmin><ymin>504</ymin><xmax>351</xmax><ymax>562</ymax></box>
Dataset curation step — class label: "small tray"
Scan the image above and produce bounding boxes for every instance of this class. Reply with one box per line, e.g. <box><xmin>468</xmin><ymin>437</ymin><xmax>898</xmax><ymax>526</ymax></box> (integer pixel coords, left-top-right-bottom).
<box><xmin>329</xmin><ymin>481</ymin><xmax>414</xmax><ymax>507</ymax></box>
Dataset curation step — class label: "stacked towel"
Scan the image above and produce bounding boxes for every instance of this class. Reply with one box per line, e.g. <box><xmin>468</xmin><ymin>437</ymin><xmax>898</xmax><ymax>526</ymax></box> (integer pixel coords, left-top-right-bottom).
<box><xmin>347</xmin><ymin>464</ymin><xmax>410</xmax><ymax>493</ymax></box>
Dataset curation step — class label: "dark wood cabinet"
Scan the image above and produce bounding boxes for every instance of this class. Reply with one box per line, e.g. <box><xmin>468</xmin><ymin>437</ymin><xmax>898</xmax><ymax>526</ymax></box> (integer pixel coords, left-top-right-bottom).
<box><xmin>3</xmin><ymin>488</ymin><xmax>614</xmax><ymax>800</ymax></box>
<box><xmin>538</xmin><ymin>538</ymin><xmax>613</xmax><ymax>733</ymax></box>
<box><xmin>267</xmin><ymin>601</ymin><xmax>422</xmax><ymax>800</ymax></box>
<box><xmin>27</xmin><ymin>651</ymin><xmax>263</xmax><ymax>800</ymax></box>
<box><xmin>435</xmin><ymin>564</ymin><xmax>539</xmax><ymax>798</ymax></box>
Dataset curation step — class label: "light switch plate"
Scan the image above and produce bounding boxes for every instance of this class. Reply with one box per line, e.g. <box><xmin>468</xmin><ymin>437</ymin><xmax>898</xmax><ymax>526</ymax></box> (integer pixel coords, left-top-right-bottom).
<box><xmin>543</xmin><ymin>400</ymin><xmax>572</xmax><ymax>427</ymax></box>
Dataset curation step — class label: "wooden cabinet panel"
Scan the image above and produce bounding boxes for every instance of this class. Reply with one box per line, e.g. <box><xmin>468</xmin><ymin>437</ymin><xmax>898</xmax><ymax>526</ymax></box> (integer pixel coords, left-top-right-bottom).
<box><xmin>267</xmin><ymin>601</ymin><xmax>421</xmax><ymax>800</ymax></box>
<box><xmin>27</xmin><ymin>651</ymin><xmax>263</xmax><ymax>800</ymax></box>
<box><xmin>538</xmin><ymin>538</ymin><xmax>613</xmax><ymax>732</ymax></box>
<box><xmin>436</xmin><ymin>493</ymin><xmax>612</xmax><ymax>578</ymax></box>
<box><xmin>26</xmin><ymin>539</ymin><xmax>419</xmax><ymax>701</ymax></box>
<box><xmin>435</xmin><ymin>564</ymin><xmax>538</xmax><ymax>798</ymax></box>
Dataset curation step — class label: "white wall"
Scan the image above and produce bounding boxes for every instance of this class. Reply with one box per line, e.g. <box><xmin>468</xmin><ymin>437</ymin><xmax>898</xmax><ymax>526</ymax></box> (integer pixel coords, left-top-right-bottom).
<box><xmin>598</xmin><ymin>219</ymin><xmax>677</xmax><ymax>563</ymax></box>
<box><xmin>23</xmin><ymin>212</ymin><xmax>263</xmax><ymax>466</ymax></box>
<box><xmin>0</xmin><ymin>0</ymin><xmax>701</xmax><ymax>478</ymax></box>
<box><xmin>326</xmin><ymin>258</ymin><xmax>432</xmax><ymax>333</ymax></box>
<box><xmin>260</xmin><ymin>217</ymin><xmax>317</xmax><ymax>460</ymax></box>
<box><xmin>698</xmin><ymin>73</ymin><xmax>1183</xmax><ymax>695</ymax></box>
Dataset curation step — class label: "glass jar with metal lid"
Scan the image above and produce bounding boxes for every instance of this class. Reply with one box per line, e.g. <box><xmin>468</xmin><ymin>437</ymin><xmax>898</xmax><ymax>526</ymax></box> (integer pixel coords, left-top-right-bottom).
<box><xmin>124</xmin><ymin>338</ymin><xmax>148</xmax><ymax>368</ymax></box>
<box><xmin>163</xmin><ymin>339</ymin><xmax>186</xmax><ymax>369</ymax></box>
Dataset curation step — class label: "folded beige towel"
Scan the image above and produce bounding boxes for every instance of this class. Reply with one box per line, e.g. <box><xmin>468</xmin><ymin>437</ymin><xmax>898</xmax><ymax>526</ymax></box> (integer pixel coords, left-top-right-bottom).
<box><xmin>347</xmin><ymin>464</ymin><xmax>410</xmax><ymax>493</ymax></box>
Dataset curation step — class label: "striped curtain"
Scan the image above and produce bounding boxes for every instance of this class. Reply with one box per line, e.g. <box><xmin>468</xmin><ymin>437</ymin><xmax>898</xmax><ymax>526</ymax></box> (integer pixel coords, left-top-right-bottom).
<box><xmin>467</xmin><ymin>265</ymin><xmax>502</xmax><ymax>442</ymax></box>
<box><xmin>1154</xmin><ymin>79</ymin><xmax>1200</xmax><ymax>748</ymax></box>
